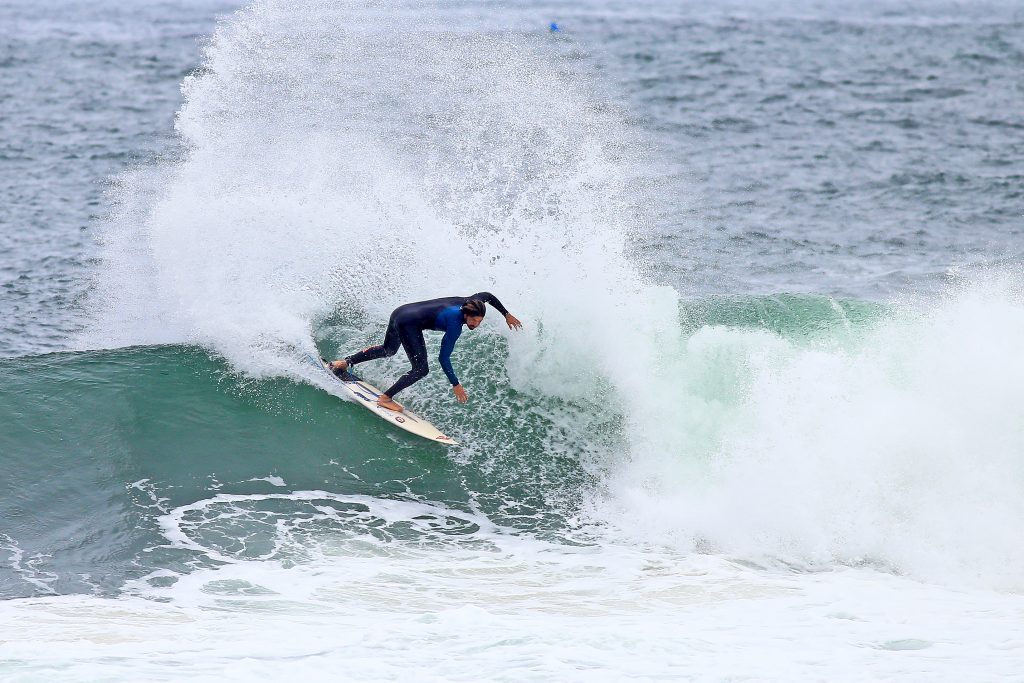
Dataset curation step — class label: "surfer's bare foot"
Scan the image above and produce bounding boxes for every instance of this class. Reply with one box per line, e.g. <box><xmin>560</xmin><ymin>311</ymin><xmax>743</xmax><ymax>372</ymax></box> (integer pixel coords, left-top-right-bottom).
<box><xmin>377</xmin><ymin>395</ymin><xmax>404</xmax><ymax>413</ymax></box>
<box><xmin>329</xmin><ymin>359</ymin><xmax>348</xmax><ymax>372</ymax></box>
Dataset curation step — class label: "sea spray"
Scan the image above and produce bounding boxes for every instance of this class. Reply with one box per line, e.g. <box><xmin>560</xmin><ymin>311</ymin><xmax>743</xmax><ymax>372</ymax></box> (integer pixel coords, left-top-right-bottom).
<box><xmin>85</xmin><ymin>0</ymin><xmax>678</xmax><ymax>447</ymax></box>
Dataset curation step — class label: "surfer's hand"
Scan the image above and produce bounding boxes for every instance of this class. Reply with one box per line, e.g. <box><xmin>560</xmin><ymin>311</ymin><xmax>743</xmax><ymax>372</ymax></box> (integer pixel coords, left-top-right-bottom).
<box><xmin>453</xmin><ymin>384</ymin><xmax>468</xmax><ymax>403</ymax></box>
<box><xmin>505</xmin><ymin>313</ymin><xmax>523</xmax><ymax>330</ymax></box>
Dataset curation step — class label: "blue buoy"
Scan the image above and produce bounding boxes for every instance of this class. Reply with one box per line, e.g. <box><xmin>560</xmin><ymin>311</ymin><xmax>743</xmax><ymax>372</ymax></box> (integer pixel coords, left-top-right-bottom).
<box><xmin>549</xmin><ymin>22</ymin><xmax>560</xmax><ymax>33</ymax></box>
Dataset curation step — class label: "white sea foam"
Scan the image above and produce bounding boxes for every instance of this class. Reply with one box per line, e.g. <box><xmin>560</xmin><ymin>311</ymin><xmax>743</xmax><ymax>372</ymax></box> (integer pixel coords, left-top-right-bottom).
<box><xmin>3</xmin><ymin>491</ymin><xmax>1024</xmax><ymax>681</ymax></box>
<box><xmin>592</xmin><ymin>275</ymin><xmax>1024</xmax><ymax>590</ymax></box>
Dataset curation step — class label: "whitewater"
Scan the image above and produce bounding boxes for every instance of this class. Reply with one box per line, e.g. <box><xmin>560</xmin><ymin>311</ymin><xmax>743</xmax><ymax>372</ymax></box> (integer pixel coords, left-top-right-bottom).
<box><xmin>2</xmin><ymin>0</ymin><xmax>1024</xmax><ymax>680</ymax></box>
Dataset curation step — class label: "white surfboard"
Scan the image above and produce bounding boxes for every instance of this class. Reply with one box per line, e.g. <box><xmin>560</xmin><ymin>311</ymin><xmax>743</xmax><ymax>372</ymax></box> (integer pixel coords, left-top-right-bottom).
<box><xmin>315</xmin><ymin>356</ymin><xmax>458</xmax><ymax>446</ymax></box>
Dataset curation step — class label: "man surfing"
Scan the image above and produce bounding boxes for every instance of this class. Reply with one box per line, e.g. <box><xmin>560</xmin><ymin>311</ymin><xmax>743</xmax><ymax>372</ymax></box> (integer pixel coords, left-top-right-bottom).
<box><xmin>329</xmin><ymin>292</ymin><xmax>522</xmax><ymax>412</ymax></box>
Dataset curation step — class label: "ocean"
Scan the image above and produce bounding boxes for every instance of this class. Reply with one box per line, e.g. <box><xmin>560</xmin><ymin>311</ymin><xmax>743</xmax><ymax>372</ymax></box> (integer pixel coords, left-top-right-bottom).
<box><xmin>2</xmin><ymin>0</ymin><xmax>1023</xmax><ymax>680</ymax></box>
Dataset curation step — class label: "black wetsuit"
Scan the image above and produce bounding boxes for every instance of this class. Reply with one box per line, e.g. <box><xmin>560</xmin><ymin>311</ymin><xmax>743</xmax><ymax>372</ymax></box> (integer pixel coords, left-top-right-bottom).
<box><xmin>344</xmin><ymin>292</ymin><xmax>510</xmax><ymax>397</ymax></box>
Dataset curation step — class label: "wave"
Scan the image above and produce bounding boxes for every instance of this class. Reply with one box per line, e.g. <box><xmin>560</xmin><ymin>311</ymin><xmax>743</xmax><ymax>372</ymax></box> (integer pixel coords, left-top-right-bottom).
<box><xmin>8</xmin><ymin>285</ymin><xmax>1024</xmax><ymax>594</ymax></box>
<box><xmin>41</xmin><ymin>0</ymin><xmax>1018</xmax><ymax>593</ymax></box>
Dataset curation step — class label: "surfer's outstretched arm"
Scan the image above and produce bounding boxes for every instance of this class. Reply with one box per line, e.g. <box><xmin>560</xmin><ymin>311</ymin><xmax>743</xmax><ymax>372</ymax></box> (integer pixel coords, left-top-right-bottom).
<box><xmin>469</xmin><ymin>291</ymin><xmax>523</xmax><ymax>330</ymax></box>
<box><xmin>469</xmin><ymin>291</ymin><xmax>508</xmax><ymax>316</ymax></box>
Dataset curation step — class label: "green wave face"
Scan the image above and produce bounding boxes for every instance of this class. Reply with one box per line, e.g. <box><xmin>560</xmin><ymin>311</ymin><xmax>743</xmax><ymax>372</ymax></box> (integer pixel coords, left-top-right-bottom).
<box><xmin>0</xmin><ymin>344</ymin><xmax>602</xmax><ymax>598</ymax></box>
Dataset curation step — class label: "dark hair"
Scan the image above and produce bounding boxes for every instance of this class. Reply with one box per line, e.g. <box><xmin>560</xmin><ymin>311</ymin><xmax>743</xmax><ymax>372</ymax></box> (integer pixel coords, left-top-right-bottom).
<box><xmin>461</xmin><ymin>299</ymin><xmax>486</xmax><ymax>318</ymax></box>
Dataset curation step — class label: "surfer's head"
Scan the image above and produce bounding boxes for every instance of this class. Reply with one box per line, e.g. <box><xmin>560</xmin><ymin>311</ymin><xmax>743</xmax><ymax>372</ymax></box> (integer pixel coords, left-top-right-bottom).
<box><xmin>462</xmin><ymin>299</ymin><xmax>486</xmax><ymax>329</ymax></box>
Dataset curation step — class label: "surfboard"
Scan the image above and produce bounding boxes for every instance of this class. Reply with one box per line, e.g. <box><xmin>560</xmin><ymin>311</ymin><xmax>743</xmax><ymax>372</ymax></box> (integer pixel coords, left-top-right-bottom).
<box><xmin>314</xmin><ymin>356</ymin><xmax>458</xmax><ymax>446</ymax></box>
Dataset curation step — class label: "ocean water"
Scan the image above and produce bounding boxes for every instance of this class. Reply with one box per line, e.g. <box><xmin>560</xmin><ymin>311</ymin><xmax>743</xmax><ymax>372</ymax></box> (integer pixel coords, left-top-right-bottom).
<box><xmin>2</xmin><ymin>0</ymin><xmax>1024</xmax><ymax>680</ymax></box>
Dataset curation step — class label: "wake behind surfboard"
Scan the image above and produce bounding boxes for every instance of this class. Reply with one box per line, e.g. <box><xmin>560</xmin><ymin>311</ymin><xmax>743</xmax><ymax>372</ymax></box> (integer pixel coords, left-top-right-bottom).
<box><xmin>312</xmin><ymin>355</ymin><xmax>458</xmax><ymax>446</ymax></box>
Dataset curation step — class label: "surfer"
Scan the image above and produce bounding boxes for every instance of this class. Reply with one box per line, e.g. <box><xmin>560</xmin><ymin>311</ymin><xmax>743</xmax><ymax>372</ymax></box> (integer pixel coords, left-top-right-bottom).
<box><xmin>329</xmin><ymin>292</ymin><xmax>523</xmax><ymax>412</ymax></box>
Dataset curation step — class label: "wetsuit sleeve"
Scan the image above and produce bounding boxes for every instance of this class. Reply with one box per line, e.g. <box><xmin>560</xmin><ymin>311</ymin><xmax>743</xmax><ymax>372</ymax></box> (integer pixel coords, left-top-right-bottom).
<box><xmin>469</xmin><ymin>292</ymin><xmax>510</xmax><ymax>317</ymax></box>
<box><xmin>438</xmin><ymin>320</ymin><xmax>462</xmax><ymax>385</ymax></box>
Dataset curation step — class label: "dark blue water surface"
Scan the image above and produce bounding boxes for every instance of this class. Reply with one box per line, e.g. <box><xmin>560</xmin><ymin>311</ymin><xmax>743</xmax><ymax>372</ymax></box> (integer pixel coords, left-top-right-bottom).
<box><xmin>0</xmin><ymin>0</ymin><xmax>237</xmax><ymax>356</ymax></box>
<box><xmin>1</xmin><ymin>0</ymin><xmax>1022</xmax><ymax>348</ymax></box>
